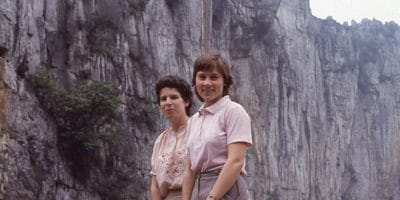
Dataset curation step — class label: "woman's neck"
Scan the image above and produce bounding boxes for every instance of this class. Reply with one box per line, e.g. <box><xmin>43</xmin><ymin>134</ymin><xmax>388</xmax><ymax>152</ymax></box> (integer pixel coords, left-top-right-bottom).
<box><xmin>204</xmin><ymin>95</ymin><xmax>224</xmax><ymax>108</ymax></box>
<box><xmin>170</xmin><ymin>115</ymin><xmax>189</xmax><ymax>133</ymax></box>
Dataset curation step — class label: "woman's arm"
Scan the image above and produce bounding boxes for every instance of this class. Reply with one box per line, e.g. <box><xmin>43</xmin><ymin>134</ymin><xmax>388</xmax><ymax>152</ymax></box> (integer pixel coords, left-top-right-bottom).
<box><xmin>150</xmin><ymin>176</ymin><xmax>163</xmax><ymax>200</ymax></box>
<box><xmin>206</xmin><ymin>142</ymin><xmax>247</xmax><ymax>200</ymax></box>
<box><xmin>182</xmin><ymin>156</ymin><xmax>196</xmax><ymax>200</ymax></box>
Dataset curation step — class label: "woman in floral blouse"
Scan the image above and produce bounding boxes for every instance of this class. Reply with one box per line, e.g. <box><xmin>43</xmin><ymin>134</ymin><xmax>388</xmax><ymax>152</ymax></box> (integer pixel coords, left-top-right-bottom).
<box><xmin>150</xmin><ymin>75</ymin><xmax>193</xmax><ymax>200</ymax></box>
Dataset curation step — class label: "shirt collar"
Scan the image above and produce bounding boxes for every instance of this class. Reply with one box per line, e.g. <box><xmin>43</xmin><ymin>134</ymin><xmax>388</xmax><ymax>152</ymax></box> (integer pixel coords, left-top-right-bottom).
<box><xmin>198</xmin><ymin>95</ymin><xmax>230</xmax><ymax>115</ymax></box>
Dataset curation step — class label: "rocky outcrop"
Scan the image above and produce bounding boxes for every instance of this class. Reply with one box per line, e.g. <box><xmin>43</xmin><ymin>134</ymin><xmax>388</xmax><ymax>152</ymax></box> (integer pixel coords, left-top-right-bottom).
<box><xmin>0</xmin><ymin>0</ymin><xmax>399</xmax><ymax>199</ymax></box>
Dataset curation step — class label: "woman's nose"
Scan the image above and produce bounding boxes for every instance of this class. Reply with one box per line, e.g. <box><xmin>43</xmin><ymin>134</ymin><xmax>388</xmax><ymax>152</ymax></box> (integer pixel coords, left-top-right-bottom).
<box><xmin>203</xmin><ymin>78</ymin><xmax>211</xmax><ymax>85</ymax></box>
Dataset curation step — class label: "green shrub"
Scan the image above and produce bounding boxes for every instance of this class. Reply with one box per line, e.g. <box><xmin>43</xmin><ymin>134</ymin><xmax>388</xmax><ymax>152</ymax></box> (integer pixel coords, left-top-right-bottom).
<box><xmin>28</xmin><ymin>72</ymin><xmax>122</xmax><ymax>181</ymax></box>
<box><xmin>28</xmin><ymin>72</ymin><xmax>121</xmax><ymax>141</ymax></box>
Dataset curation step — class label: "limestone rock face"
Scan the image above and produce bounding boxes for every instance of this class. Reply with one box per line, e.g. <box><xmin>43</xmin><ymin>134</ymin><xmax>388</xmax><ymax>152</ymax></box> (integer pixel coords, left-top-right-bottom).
<box><xmin>0</xmin><ymin>0</ymin><xmax>399</xmax><ymax>199</ymax></box>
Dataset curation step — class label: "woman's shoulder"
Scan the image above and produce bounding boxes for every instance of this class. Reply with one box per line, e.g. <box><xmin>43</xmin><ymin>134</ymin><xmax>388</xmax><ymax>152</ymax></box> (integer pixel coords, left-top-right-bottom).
<box><xmin>220</xmin><ymin>100</ymin><xmax>250</xmax><ymax>123</ymax></box>
<box><xmin>154</xmin><ymin>128</ymin><xmax>171</xmax><ymax>144</ymax></box>
<box><xmin>225</xmin><ymin>99</ymin><xmax>248</xmax><ymax>113</ymax></box>
<box><xmin>187</xmin><ymin>111</ymin><xmax>200</xmax><ymax>122</ymax></box>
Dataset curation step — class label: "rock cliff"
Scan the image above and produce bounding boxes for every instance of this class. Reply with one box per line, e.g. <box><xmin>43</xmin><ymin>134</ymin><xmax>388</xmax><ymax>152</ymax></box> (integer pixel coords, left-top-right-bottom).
<box><xmin>0</xmin><ymin>0</ymin><xmax>399</xmax><ymax>199</ymax></box>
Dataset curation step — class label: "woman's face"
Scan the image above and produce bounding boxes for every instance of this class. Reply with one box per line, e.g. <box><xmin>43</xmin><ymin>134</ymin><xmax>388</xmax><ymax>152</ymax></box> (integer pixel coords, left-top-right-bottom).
<box><xmin>159</xmin><ymin>87</ymin><xmax>188</xmax><ymax>120</ymax></box>
<box><xmin>195</xmin><ymin>68</ymin><xmax>224</xmax><ymax>107</ymax></box>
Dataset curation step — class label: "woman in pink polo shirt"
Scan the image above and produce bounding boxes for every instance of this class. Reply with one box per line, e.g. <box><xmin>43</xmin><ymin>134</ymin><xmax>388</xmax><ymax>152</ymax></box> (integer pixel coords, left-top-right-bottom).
<box><xmin>183</xmin><ymin>50</ymin><xmax>252</xmax><ymax>200</ymax></box>
<box><xmin>150</xmin><ymin>75</ymin><xmax>193</xmax><ymax>200</ymax></box>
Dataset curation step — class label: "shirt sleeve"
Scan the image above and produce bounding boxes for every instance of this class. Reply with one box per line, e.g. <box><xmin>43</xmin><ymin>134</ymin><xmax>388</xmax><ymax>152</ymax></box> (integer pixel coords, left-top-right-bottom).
<box><xmin>150</xmin><ymin>134</ymin><xmax>162</xmax><ymax>176</ymax></box>
<box><xmin>225</xmin><ymin>105</ymin><xmax>252</xmax><ymax>146</ymax></box>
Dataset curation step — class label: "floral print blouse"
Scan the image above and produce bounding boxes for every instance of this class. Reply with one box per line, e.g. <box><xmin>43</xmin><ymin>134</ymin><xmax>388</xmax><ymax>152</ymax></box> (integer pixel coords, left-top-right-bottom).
<box><xmin>150</xmin><ymin>126</ymin><xmax>188</xmax><ymax>194</ymax></box>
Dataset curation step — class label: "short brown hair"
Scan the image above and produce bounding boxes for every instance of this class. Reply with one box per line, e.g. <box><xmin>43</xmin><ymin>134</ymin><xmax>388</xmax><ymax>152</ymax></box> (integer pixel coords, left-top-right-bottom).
<box><xmin>192</xmin><ymin>50</ymin><xmax>233</xmax><ymax>101</ymax></box>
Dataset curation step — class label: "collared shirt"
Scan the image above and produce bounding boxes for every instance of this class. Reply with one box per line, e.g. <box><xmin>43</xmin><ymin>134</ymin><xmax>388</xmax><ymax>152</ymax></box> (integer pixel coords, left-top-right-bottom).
<box><xmin>150</xmin><ymin>126</ymin><xmax>188</xmax><ymax>195</ymax></box>
<box><xmin>186</xmin><ymin>95</ymin><xmax>252</xmax><ymax>174</ymax></box>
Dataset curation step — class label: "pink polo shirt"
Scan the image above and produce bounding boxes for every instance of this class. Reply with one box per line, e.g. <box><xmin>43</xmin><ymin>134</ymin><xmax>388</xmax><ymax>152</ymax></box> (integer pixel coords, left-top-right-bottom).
<box><xmin>186</xmin><ymin>95</ymin><xmax>252</xmax><ymax>175</ymax></box>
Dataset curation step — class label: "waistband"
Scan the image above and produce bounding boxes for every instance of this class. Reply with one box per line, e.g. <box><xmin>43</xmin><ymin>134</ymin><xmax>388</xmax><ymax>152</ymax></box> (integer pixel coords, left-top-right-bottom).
<box><xmin>198</xmin><ymin>169</ymin><xmax>222</xmax><ymax>178</ymax></box>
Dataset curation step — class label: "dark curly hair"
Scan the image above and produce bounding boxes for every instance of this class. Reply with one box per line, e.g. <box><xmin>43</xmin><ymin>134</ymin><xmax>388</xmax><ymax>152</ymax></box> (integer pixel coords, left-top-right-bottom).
<box><xmin>155</xmin><ymin>75</ymin><xmax>193</xmax><ymax>115</ymax></box>
<box><xmin>192</xmin><ymin>50</ymin><xmax>234</xmax><ymax>102</ymax></box>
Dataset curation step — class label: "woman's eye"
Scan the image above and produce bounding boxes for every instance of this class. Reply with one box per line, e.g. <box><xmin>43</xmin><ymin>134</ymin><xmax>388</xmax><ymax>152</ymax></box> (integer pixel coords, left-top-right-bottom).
<box><xmin>211</xmin><ymin>76</ymin><xmax>219</xmax><ymax>80</ymax></box>
<box><xmin>171</xmin><ymin>95</ymin><xmax>179</xmax><ymax>100</ymax></box>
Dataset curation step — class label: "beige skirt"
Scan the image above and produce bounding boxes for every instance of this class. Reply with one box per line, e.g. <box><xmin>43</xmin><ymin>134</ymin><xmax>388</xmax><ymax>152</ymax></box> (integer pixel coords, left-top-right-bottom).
<box><xmin>191</xmin><ymin>169</ymin><xmax>251</xmax><ymax>200</ymax></box>
<box><xmin>164</xmin><ymin>190</ymin><xmax>182</xmax><ymax>200</ymax></box>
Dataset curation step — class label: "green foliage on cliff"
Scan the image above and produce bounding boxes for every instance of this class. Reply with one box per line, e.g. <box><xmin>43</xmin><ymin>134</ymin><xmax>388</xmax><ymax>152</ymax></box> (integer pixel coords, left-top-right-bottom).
<box><xmin>28</xmin><ymin>72</ymin><xmax>122</xmax><ymax>181</ymax></box>
<box><xmin>28</xmin><ymin>72</ymin><xmax>121</xmax><ymax>149</ymax></box>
